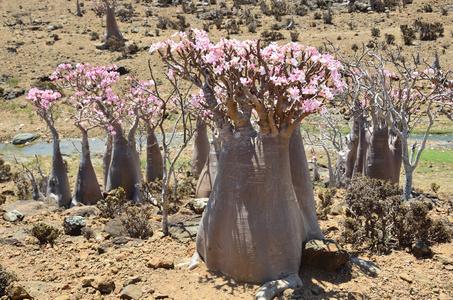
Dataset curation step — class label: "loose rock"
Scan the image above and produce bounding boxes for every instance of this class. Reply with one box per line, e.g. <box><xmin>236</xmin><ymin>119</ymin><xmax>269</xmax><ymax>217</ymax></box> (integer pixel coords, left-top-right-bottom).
<box><xmin>63</xmin><ymin>216</ymin><xmax>86</xmax><ymax>236</ymax></box>
<box><xmin>301</xmin><ymin>239</ymin><xmax>349</xmax><ymax>271</ymax></box>
<box><xmin>120</xmin><ymin>284</ymin><xmax>142</xmax><ymax>299</ymax></box>
<box><xmin>3</xmin><ymin>210</ymin><xmax>24</xmax><ymax>222</ymax></box>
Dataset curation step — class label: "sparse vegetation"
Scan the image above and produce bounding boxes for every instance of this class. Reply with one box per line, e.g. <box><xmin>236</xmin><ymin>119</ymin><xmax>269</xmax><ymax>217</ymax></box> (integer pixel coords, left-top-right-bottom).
<box><xmin>121</xmin><ymin>205</ymin><xmax>153</xmax><ymax>239</ymax></box>
<box><xmin>97</xmin><ymin>187</ymin><xmax>127</xmax><ymax>218</ymax></box>
<box><xmin>342</xmin><ymin>177</ymin><xmax>451</xmax><ymax>254</ymax></box>
<box><xmin>0</xmin><ymin>265</ymin><xmax>16</xmax><ymax>297</ymax></box>
<box><xmin>31</xmin><ymin>223</ymin><xmax>61</xmax><ymax>246</ymax></box>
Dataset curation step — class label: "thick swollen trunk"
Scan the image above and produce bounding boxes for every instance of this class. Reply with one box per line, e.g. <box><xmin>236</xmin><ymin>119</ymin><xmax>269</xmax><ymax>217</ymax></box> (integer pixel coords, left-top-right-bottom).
<box><xmin>353</xmin><ymin>117</ymin><xmax>368</xmax><ymax>177</ymax></box>
<box><xmin>73</xmin><ymin>130</ymin><xmax>102</xmax><ymax>205</ymax></box>
<box><xmin>289</xmin><ymin>129</ymin><xmax>323</xmax><ymax>240</ymax></box>
<box><xmin>146</xmin><ymin>126</ymin><xmax>163</xmax><ymax>182</ymax></box>
<box><xmin>191</xmin><ymin>118</ymin><xmax>210</xmax><ymax>178</ymax></box>
<box><xmin>195</xmin><ymin>141</ymin><xmax>219</xmax><ymax>198</ymax></box>
<box><xmin>106</xmin><ymin>127</ymin><xmax>141</xmax><ymax>201</ymax></box>
<box><xmin>104</xmin><ymin>4</ymin><xmax>124</xmax><ymax>46</ymax></box>
<box><xmin>365</xmin><ymin>127</ymin><xmax>396</xmax><ymax>183</ymax></box>
<box><xmin>47</xmin><ymin>129</ymin><xmax>71</xmax><ymax>208</ymax></box>
<box><xmin>197</xmin><ymin>128</ymin><xmax>304</xmax><ymax>284</ymax></box>
<box><xmin>103</xmin><ymin>134</ymin><xmax>112</xmax><ymax>189</ymax></box>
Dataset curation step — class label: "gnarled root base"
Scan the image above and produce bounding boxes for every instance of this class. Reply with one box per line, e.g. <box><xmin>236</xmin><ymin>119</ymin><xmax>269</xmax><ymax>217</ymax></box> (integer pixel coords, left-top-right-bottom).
<box><xmin>255</xmin><ymin>273</ymin><xmax>303</xmax><ymax>300</ymax></box>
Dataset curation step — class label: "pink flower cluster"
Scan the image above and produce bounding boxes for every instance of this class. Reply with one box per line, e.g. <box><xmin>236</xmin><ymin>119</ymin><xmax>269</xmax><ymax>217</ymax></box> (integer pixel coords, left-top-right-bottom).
<box><xmin>127</xmin><ymin>79</ymin><xmax>163</xmax><ymax>124</ymax></box>
<box><xmin>27</xmin><ymin>88</ymin><xmax>62</xmax><ymax>111</ymax></box>
<box><xmin>150</xmin><ymin>30</ymin><xmax>345</xmax><ymax>122</ymax></box>
<box><xmin>51</xmin><ymin>63</ymin><xmax>124</xmax><ymax>132</ymax></box>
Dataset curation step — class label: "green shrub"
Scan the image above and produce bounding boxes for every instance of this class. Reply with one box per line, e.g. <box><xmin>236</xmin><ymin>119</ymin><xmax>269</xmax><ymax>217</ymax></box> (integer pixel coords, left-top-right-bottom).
<box><xmin>341</xmin><ymin>177</ymin><xmax>451</xmax><ymax>254</ymax></box>
<box><xmin>121</xmin><ymin>205</ymin><xmax>153</xmax><ymax>239</ymax></box>
<box><xmin>0</xmin><ymin>265</ymin><xmax>16</xmax><ymax>296</ymax></box>
<box><xmin>31</xmin><ymin>223</ymin><xmax>61</xmax><ymax>246</ymax></box>
<box><xmin>97</xmin><ymin>187</ymin><xmax>127</xmax><ymax>218</ymax></box>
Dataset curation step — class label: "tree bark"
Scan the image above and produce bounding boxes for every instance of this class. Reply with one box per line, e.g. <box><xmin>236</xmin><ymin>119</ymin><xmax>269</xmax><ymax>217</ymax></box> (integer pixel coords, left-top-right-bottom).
<box><xmin>106</xmin><ymin>125</ymin><xmax>141</xmax><ymax>201</ymax></box>
<box><xmin>191</xmin><ymin>118</ymin><xmax>210</xmax><ymax>178</ymax></box>
<box><xmin>146</xmin><ymin>125</ymin><xmax>163</xmax><ymax>182</ymax></box>
<box><xmin>389</xmin><ymin>132</ymin><xmax>402</xmax><ymax>184</ymax></box>
<box><xmin>76</xmin><ymin>0</ymin><xmax>82</xmax><ymax>16</ymax></box>
<box><xmin>353</xmin><ymin>116</ymin><xmax>368</xmax><ymax>177</ymax></box>
<box><xmin>403</xmin><ymin>165</ymin><xmax>413</xmax><ymax>200</ymax></box>
<box><xmin>289</xmin><ymin>129</ymin><xmax>323</xmax><ymax>240</ymax></box>
<box><xmin>195</xmin><ymin>140</ymin><xmax>219</xmax><ymax>198</ymax></box>
<box><xmin>365</xmin><ymin>127</ymin><xmax>396</xmax><ymax>182</ymax></box>
<box><xmin>345</xmin><ymin>117</ymin><xmax>360</xmax><ymax>179</ymax></box>
<box><xmin>104</xmin><ymin>3</ymin><xmax>123</xmax><ymax>43</ymax></box>
<box><xmin>47</xmin><ymin>126</ymin><xmax>71</xmax><ymax>208</ymax></box>
<box><xmin>103</xmin><ymin>134</ymin><xmax>112</xmax><ymax>189</ymax></box>
<box><xmin>196</xmin><ymin>128</ymin><xmax>304</xmax><ymax>283</ymax></box>
<box><xmin>73</xmin><ymin>129</ymin><xmax>102</xmax><ymax>205</ymax></box>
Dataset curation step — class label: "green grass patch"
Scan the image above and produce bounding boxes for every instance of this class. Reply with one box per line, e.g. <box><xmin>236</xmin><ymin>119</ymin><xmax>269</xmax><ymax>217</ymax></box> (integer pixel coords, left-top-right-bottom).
<box><xmin>420</xmin><ymin>149</ymin><xmax>453</xmax><ymax>164</ymax></box>
<box><xmin>6</xmin><ymin>77</ymin><xmax>20</xmax><ymax>88</ymax></box>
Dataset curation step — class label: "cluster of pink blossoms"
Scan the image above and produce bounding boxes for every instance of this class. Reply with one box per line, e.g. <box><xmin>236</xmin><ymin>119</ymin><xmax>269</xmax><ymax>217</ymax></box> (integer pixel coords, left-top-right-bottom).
<box><xmin>127</xmin><ymin>78</ymin><xmax>163</xmax><ymax>123</ymax></box>
<box><xmin>150</xmin><ymin>30</ymin><xmax>345</xmax><ymax>122</ymax></box>
<box><xmin>27</xmin><ymin>88</ymin><xmax>62</xmax><ymax>111</ymax></box>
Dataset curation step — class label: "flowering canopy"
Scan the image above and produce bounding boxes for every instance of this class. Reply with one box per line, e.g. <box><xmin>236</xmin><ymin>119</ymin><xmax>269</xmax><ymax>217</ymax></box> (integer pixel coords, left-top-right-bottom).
<box><xmin>27</xmin><ymin>88</ymin><xmax>62</xmax><ymax>112</ymax></box>
<box><xmin>150</xmin><ymin>30</ymin><xmax>345</xmax><ymax>135</ymax></box>
<box><xmin>51</xmin><ymin>63</ymin><xmax>127</xmax><ymax>133</ymax></box>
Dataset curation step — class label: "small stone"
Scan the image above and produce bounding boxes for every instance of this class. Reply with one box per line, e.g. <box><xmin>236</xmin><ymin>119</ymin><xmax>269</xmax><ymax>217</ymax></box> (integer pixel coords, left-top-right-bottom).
<box><xmin>411</xmin><ymin>241</ymin><xmax>433</xmax><ymax>259</ymax></box>
<box><xmin>7</xmin><ymin>283</ymin><xmax>31</xmax><ymax>300</ymax></box>
<box><xmin>82</xmin><ymin>277</ymin><xmax>95</xmax><ymax>287</ymax></box>
<box><xmin>444</xmin><ymin>265</ymin><xmax>453</xmax><ymax>271</ymax></box>
<box><xmin>63</xmin><ymin>216</ymin><xmax>86</xmax><ymax>236</ymax></box>
<box><xmin>154</xmin><ymin>293</ymin><xmax>169</xmax><ymax>299</ymax></box>
<box><xmin>147</xmin><ymin>258</ymin><xmax>174</xmax><ymax>269</ymax></box>
<box><xmin>123</xmin><ymin>276</ymin><xmax>142</xmax><ymax>287</ymax></box>
<box><xmin>120</xmin><ymin>284</ymin><xmax>143</xmax><ymax>299</ymax></box>
<box><xmin>97</xmin><ymin>244</ymin><xmax>108</xmax><ymax>255</ymax></box>
<box><xmin>399</xmin><ymin>273</ymin><xmax>413</xmax><ymax>283</ymax></box>
<box><xmin>3</xmin><ymin>210</ymin><xmax>24</xmax><ymax>222</ymax></box>
<box><xmin>131</xmin><ymin>27</ymin><xmax>139</xmax><ymax>33</ymax></box>
<box><xmin>94</xmin><ymin>277</ymin><xmax>115</xmax><ymax>295</ymax></box>
<box><xmin>302</xmin><ymin>239</ymin><xmax>349</xmax><ymax>271</ymax></box>
<box><xmin>11</xmin><ymin>133</ymin><xmax>39</xmax><ymax>145</ymax></box>
<box><xmin>311</xmin><ymin>285</ymin><xmax>325</xmax><ymax>295</ymax></box>
<box><xmin>188</xmin><ymin>198</ymin><xmax>209</xmax><ymax>214</ymax></box>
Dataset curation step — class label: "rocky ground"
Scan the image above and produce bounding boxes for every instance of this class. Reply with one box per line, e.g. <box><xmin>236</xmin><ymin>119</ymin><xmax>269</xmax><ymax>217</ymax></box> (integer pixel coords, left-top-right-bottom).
<box><xmin>0</xmin><ymin>191</ymin><xmax>452</xmax><ymax>300</ymax></box>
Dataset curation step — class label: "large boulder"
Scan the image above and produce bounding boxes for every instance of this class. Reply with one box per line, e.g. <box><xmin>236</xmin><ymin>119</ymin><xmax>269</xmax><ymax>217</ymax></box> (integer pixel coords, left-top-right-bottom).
<box><xmin>302</xmin><ymin>239</ymin><xmax>349</xmax><ymax>271</ymax></box>
<box><xmin>11</xmin><ymin>133</ymin><xmax>40</xmax><ymax>145</ymax></box>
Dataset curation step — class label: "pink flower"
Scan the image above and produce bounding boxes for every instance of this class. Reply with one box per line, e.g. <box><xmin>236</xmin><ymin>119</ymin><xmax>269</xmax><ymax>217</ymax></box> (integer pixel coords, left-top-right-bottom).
<box><xmin>302</xmin><ymin>99</ymin><xmax>322</xmax><ymax>113</ymax></box>
<box><xmin>287</xmin><ymin>87</ymin><xmax>300</xmax><ymax>101</ymax></box>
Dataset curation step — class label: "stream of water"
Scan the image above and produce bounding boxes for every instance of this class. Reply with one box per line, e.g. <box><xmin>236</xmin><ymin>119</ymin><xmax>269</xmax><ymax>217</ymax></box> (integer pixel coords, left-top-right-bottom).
<box><xmin>0</xmin><ymin>133</ymin><xmax>451</xmax><ymax>162</ymax></box>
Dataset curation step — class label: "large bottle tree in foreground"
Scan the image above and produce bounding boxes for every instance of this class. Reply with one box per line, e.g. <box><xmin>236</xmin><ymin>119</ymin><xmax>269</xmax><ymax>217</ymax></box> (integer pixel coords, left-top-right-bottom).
<box><xmin>27</xmin><ymin>89</ymin><xmax>71</xmax><ymax>207</ymax></box>
<box><xmin>151</xmin><ymin>31</ymin><xmax>345</xmax><ymax>285</ymax></box>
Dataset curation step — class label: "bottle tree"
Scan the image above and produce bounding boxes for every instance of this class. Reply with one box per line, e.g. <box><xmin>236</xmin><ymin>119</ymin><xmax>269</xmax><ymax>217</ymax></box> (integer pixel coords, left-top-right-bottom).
<box><xmin>27</xmin><ymin>88</ymin><xmax>71</xmax><ymax>207</ymax></box>
<box><xmin>126</xmin><ymin>78</ymin><xmax>164</xmax><ymax>182</ymax></box>
<box><xmin>151</xmin><ymin>30</ymin><xmax>345</xmax><ymax>286</ymax></box>
<box><xmin>93</xmin><ymin>0</ymin><xmax>124</xmax><ymax>50</ymax></box>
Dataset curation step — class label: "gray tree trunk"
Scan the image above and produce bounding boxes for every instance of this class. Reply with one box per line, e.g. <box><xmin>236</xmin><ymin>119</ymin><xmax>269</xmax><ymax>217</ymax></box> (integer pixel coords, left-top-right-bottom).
<box><xmin>47</xmin><ymin>126</ymin><xmax>71</xmax><ymax>208</ymax></box>
<box><xmin>146</xmin><ymin>125</ymin><xmax>163</xmax><ymax>182</ymax></box>
<box><xmin>73</xmin><ymin>129</ymin><xmax>102</xmax><ymax>205</ymax></box>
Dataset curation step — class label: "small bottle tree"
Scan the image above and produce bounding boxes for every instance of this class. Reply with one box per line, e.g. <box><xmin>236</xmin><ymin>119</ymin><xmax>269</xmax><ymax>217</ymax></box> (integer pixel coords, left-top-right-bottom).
<box><xmin>26</xmin><ymin>89</ymin><xmax>71</xmax><ymax>207</ymax></box>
